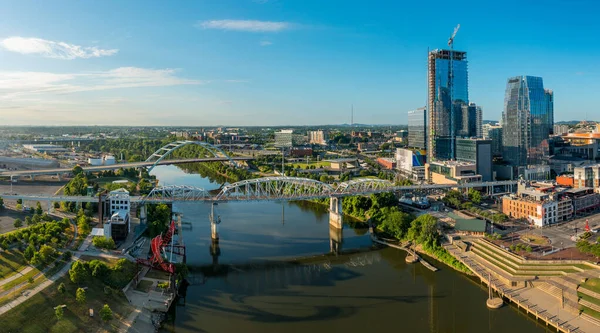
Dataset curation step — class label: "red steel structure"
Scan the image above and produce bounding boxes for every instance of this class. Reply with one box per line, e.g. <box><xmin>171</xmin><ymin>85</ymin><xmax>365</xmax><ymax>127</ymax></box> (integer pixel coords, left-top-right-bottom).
<box><xmin>137</xmin><ymin>220</ymin><xmax>185</xmax><ymax>274</ymax></box>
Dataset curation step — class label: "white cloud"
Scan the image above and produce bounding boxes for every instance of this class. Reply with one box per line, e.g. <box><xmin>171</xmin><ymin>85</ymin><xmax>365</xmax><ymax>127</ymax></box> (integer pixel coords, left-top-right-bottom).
<box><xmin>198</xmin><ymin>20</ymin><xmax>290</xmax><ymax>32</ymax></box>
<box><xmin>0</xmin><ymin>67</ymin><xmax>203</xmax><ymax>99</ymax></box>
<box><xmin>0</xmin><ymin>37</ymin><xmax>118</xmax><ymax>59</ymax></box>
<box><xmin>259</xmin><ymin>40</ymin><xmax>273</xmax><ymax>46</ymax></box>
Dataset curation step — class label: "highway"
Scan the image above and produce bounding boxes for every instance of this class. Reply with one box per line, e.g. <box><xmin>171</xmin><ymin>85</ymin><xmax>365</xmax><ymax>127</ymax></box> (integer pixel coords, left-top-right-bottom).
<box><xmin>0</xmin><ymin>157</ymin><xmax>253</xmax><ymax>178</ymax></box>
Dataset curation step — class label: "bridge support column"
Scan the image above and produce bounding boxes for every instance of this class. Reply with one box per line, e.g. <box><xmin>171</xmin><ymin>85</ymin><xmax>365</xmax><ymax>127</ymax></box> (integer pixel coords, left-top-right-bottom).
<box><xmin>329</xmin><ymin>196</ymin><xmax>343</xmax><ymax>229</ymax></box>
<box><xmin>210</xmin><ymin>203</ymin><xmax>219</xmax><ymax>241</ymax></box>
<box><xmin>329</xmin><ymin>224</ymin><xmax>343</xmax><ymax>254</ymax></box>
<box><xmin>57</xmin><ymin>173</ymin><xmax>62</xmax><ymax>181</ymax></box>
<box><xmin>210</xmin><ymin>238</ymin><xmax>221</xmax><ymax>267</ymax></box>
<box><xmin>139</xmin><ymin>204</ymin><xmax>147</xmax><ymax>225</ymax></box>
<box><xmin>30</xmin><ymin>175</ymin><xmax>34</xmax><ymax>181</ymax></box>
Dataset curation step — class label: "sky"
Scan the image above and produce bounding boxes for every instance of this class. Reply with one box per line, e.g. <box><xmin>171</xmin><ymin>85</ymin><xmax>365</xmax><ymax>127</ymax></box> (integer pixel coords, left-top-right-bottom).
<box><xmin>0</xmin><ymin>0</ymin><xmax>599</xmax><ymax>126</ymax></box>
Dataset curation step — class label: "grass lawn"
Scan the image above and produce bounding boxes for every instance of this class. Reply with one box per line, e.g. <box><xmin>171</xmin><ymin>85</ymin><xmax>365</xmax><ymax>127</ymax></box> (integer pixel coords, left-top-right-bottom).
<box><xmin>579</xmin><ymin>292</ymin><xmax>600</xmax><ymax>307</ymax></box>
<box><xmin>1</xmin><ymin>267</ymin><xmax>41</xmax><ymax>291</ymax></box>
<box><xmin>0</xmin><ymin>275</ymin><xmax>133</xmax><ymax>333</ymax></box>
<box><xmin>288</xmin><ymin>161</ymin><xmax>331</xmax><ymax>169</ymax></box>
<box><xmin>581</xmin><ymin>306</ymin><xmax>600</xmax><ymax>321</ymax></box>
<box><xmin>581</xmin><ymin>278</ymin><xmax>600</xmax><ymax>294</ymax></box>
<box><xmin>0</xmin><ymin>250</ymin><xmax>28</xmax><ymax>280</ymax></box>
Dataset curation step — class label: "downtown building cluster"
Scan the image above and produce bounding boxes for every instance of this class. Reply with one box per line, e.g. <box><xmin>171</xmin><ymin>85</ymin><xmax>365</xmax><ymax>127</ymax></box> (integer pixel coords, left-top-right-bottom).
<box><xmin>397</xmin><ymin>45</ymin><xmax>556</xmax><ymax>186</ymax></box>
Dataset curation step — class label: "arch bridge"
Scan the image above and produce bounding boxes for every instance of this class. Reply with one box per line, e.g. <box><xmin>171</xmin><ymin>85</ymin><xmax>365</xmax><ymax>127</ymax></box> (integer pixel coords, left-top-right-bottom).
<box><xmin>146</xmin><ymin>140</ymin><xmax>239</xmax><ymax>172</ymax></box>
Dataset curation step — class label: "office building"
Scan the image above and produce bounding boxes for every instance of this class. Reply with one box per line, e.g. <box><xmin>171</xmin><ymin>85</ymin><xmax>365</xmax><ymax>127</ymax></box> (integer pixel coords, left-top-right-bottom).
<box><xmin>274</xmin><ymin>129</ymin><xmax>295</xmax><ymax>148</ymax></box>
<box><xmin>408</xmin><ymin>107</ymin><xmax>427</xmax><ymax>149</ymax></box>
<box><xmin>427</xmin><ymin>49</ymin><xmax>469</xmax><ymax>161</ymax></box>
<box><xmin>573</xmin><ymin>164</ymin><xmax>600</xmax><ymax>190</ymax></box>
<box><xmin>483</xmin><ymin>124</ymin><xmax>503</xmax><ymax>156</ymax></box>
<box><xmin>458</xmin><ymin>102</ymin><xmax>478</xmax><ymax>138</ymax></box>
<box><xmin>396</xmin><ymin>148</ymin><xmax>426</xmax><ymax>181</ymax></box>
<box><xmin>502</xmin><ymin>76</ymin><xmax>554</xmax><ymax>167</ymax></box>
<box><xmin>475</xmin><ymin>104</ymin><xmax>483</xmax><ymax>138</ymax></box>
<box><xmin>308</xmin><ymin>130</ymin><xmax>328</xmax><ymax>145</ymax></box>
<box><xmin>102</xmin><ymin>188</ymin><xmax>131</xmax><ymax>240</ymax></box>
<box><xmin>456</xmin><ymin>138</ymin><xmax>493</xmax><ymax>181</ymax></box>
<box><xmin>561</xmin><ymin>132</ymin><xmax>600</xmax><ymax>160</ymax></box>
<box><xmin>425</xmin><ymin>160</ymin><xmax>481</xmax><ymax>185</ymax></box>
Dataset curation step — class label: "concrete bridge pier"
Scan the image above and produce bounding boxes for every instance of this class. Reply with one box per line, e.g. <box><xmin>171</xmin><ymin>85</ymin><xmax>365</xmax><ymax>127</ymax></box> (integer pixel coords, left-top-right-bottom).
<box><xmin>329</xmin><ymin>196</ymin><xmax>343</xmax><ymax>229</ymax></box>
<box><xmin>210</xmin><ymin>238</ymin><xmax>221</xmax><ymax>266</ymax></box>
<box><xmin>210</xmin><ymin>203</ymin><xmax>220</xmax><ymax>241</ymax></box>
<box><xmin>139</xmin><ymin>204</ymin><xmax>147</xmax><ymax>225</ymax></box>
<box><xmin>329</xmin><ymin>225</ymin><xmax>343</xmax><ymax>254</ymax></box>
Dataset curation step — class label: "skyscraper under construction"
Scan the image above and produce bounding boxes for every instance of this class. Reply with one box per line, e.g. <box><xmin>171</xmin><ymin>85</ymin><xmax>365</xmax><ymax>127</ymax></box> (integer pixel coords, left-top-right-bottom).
<box><xmin>427</xmin><ymin>49</ymin><xmax>469</xmax><ymax>162</ymax></box>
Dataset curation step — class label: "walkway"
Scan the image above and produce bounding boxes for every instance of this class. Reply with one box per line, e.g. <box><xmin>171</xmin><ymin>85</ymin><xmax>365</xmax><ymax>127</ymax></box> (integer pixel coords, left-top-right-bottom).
<box><xmin>0</xmin><ymin>256</ymin><xmax>77</xmax><ymax>316</ymax></box>
<box><xmin>445</xmin><ymin>243</ymin><xmax>600</xmax><ymax>333</ymax></box>
<box><xmin>0</xmin><ymin>266</ymin><xmax>34</xmax><ymax>289</ymax></box>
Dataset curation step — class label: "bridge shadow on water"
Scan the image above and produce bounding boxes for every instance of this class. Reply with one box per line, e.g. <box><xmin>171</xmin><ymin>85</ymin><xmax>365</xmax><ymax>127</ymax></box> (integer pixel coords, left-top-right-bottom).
<box><xmin>173</xmin><ymin>250</ymin><xmax>446</xmax><ymax>327</ymax></box>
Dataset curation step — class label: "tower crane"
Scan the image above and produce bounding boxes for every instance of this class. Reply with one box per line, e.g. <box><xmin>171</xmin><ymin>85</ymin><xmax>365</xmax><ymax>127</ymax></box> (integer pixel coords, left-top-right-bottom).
<box><xmin>447</xmin><ymin>24</ymin><xmax>460</xmax><ymax>160</ymax></box>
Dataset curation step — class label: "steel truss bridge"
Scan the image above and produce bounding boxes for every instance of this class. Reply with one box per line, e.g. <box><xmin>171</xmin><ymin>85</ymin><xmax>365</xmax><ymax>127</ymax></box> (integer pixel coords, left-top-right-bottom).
<box><xmin>2</xmin><ymin>177</ymin><xmax>517</xmax><ymax>204</ymax></box>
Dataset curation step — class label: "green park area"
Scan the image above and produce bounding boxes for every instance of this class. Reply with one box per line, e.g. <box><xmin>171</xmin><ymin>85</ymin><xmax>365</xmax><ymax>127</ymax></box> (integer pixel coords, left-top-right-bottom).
<box><xmin>287</xmin><ymin>161</ymin><xmax>331</xmax><ymax>169</ymax></box>
<box><xmin>0</xmin><ymin>258</ymin><xmax>138</xmax><ymax>333</ymax></box>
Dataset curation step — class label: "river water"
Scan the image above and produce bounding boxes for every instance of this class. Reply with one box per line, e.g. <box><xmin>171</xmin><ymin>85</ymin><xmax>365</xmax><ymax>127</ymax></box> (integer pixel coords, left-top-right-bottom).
<box><xmin>152</xmin><ymin>165</ymin><xmax>551</xmax><ymax>333</ymax></box>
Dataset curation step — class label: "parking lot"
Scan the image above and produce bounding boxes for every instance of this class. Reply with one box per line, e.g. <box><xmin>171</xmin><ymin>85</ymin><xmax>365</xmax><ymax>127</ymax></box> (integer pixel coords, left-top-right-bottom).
<box><xmin>516</xmin><ymin>212</ymin><xmax>600</xmax><ymax>248</ymax></box>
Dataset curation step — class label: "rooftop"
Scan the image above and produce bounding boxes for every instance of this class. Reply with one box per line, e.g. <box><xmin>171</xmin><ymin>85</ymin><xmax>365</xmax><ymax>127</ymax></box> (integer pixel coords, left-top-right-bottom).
<box><xmin>454</xmin><ymin>218</ymin><xmax>486</xmax><ymax>233</ymax></box>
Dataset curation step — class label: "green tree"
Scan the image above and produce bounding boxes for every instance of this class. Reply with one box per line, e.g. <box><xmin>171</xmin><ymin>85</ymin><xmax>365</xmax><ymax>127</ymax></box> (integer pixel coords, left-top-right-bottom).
<box><xmin>467</xmin><ymin>189</ymin><xmax>482</xmax><ymax>205</ymax></box>
<box><xmin>13</xmin><ymin>218</ymin><xmax>23</xmax><ymax>228</ymax></box>
<box><xmin>58</xmin><ymin>282</ymin><xmax>66</xmax><ymax>294</ymax></box>
<box><xmin>15</xmin><ymin>203</ymin><xmax>22</xmax><ymax>211</ymax></box>
<box><xmin>76</xmin><ymin>287</ymin><xmax>86</xmax><ymax>303</ymax></box>
<box><xmin>0</xmin><ymin>196</ymin><xmax>3</xmax><ymax>209</ymax></box>
<box><xmin>39</xmin><ymin>244</ymin><xmax>56</xmax><ymax>263</ymax></box>
<box><xmin>16</xmin><ymin>198</ymin><xmax>22</xmax><ymax>204</ymax></box>
<box><xmin>69</xmin><ymin>261</ymin><xmax>89</xmax><ymax>284</ymax></box>
<box><xmin>24</xmin><ymin>243</ymin><xmax>35</xmax><ymax>261</ymax></box>
<box><xmin>30</xmin><ymin>252</ymin><xmax>41</xmax><ymax>266</ymax></box>
<box><xmin>35</xmin><ymin>202</ymin><xmax>43</xmax><ymax>215</ymax></box>
<box><xmin>25</xmin><ymin>216</ymin><xmax>32</xmax><ymax>226</ymax></box>
<box><xmin>100</xmin><ymin>304</ymin><xmax>113</xmax><ymax>322</ymax></box>
<box><xmin>77</xmin><ymin>215</ymin><xmax>91</xmax><ymax>236</ymax></box>
<box><xmin>72</xmin><ymin>165</ymin><xmax>83</xmax><ymax>176</ymax></box>
<box><xmin>55</xmin><ymin>306</ymin><xmax>64</xmax><ymax>320</ymax></box>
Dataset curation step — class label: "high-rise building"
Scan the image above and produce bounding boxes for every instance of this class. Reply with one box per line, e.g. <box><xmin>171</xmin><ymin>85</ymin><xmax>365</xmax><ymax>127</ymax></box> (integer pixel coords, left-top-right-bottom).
<box><xmin>427</xmin><ymin>49</ymin><xmax>469</xmax><ymax>161</ymax></box>
<box><xmin>502</xmin><ymin>76</ymin><xmax>554</xmax><ymax>167</ymax></box>
<box><xmin>456</xmin><ymin>138</ymin><xmax>493</xmax><ymax>181</ymax></box>
<box><xmin>458</xmin><ymin>103</ymin><xmax>477</xmax><ymax>137</ymax></box>
<box><xmin>475</xmin><ymin>104</ymin><xmax>483</xmax><ymax>138</ymax></box>
<box><xmin>408</xmin><ymin>107</ymin><xmax>426</xmax><ymax>149</ymax></box>
<box><xmin>483</xmin><ymin>125</ymin><xmax>503</xmax><ymax>156</ymax></box>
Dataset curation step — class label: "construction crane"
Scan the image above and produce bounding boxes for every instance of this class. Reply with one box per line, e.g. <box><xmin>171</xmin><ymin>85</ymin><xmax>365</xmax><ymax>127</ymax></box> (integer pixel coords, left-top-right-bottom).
<box><xmin>447</xmin><ymin>24</ymin><xmax>460</xmax><ymax>160</ymax></box>
<box><xmin>448</xmin><ymin>24</ymin><xmax>460</xmax><ymax>47</ymax></box>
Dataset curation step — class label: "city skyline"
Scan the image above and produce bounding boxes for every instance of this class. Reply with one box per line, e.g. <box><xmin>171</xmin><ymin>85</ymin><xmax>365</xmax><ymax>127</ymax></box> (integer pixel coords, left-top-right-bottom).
<box><xmin>1</xmin><ymin>0</ymin><xmax>599</xmax><ymax>126</ymax></box>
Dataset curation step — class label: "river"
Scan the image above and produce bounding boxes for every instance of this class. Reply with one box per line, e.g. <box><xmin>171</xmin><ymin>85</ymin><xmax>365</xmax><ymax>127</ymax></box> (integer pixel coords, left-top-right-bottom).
<box><xmin>151</xmin><ymin>165</ymin><xmax>552</xmax><ymax>333</ymax></box>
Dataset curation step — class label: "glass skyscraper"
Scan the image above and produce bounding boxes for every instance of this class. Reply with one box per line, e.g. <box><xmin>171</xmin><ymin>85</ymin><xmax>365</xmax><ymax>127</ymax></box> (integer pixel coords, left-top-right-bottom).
<box><xmin>427</xmin><ymin>49</ymin><xmax>469</xmax><ymax>161</ymax></box>
<box><xmin>408</xmin><ymin>107</ymin><xmax>426</xmax><ymax>150</ymax></box>
<box><xmin>502</xmin><ymin>76</ymin><xmax>554</xmax><ymax>167</ymax></box>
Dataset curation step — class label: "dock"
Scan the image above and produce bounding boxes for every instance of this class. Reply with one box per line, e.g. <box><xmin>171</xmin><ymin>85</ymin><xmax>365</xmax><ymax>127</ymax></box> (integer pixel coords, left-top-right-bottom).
<box><xmin>369</xmin><ymin>226</ymin><xmax>438</xmax><ymax>272</ymax></box>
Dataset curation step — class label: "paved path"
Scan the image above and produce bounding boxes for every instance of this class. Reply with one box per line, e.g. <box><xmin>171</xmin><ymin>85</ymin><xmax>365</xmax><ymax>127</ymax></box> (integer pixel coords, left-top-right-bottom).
<box><xmin>0</xmin><ymin>256</ymin><xmax>77</xmax><ymax>316</ymax></box>
<box><xmin>0</xmin><ymin>266</ymin><xmax>34</xmax><ymax>288</ymax></box>
<box><xmin>446</xmin><ymin>243</ymin><xmax>600</xmax><ymax>333</ymax></box>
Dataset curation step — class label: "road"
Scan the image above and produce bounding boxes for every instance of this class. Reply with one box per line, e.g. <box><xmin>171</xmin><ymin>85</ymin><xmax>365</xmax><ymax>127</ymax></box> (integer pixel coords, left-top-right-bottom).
<box><xmin>0</xmin><ymin>157</ymin><xmax>253</xmax><ymax>177</ymax></box>
<box><xmin>516</xmin><ymin>212</ymin><xmax>600</xmax><ymax>248</ymax></box>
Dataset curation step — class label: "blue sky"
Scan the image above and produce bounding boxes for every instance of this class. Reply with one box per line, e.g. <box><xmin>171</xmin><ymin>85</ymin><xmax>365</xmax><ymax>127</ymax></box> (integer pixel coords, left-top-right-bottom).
<box><xmin>0</xmin><ymin>0</ymin><xmax>598</xmax><ymax>126</ymax></box>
